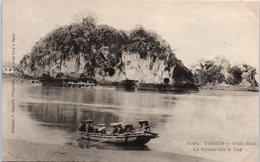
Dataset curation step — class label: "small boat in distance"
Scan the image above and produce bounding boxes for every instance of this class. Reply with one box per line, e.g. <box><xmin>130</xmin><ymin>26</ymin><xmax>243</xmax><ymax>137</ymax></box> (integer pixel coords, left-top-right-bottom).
<box><xmin>31</xmin><ymin>80</ymin><xmax>42</xmax><ymax>86</ymax></box>
<box><xmin>77</xmin><ymin>120</ymin><xmax>159</xmax><ymax>146</ymax></box>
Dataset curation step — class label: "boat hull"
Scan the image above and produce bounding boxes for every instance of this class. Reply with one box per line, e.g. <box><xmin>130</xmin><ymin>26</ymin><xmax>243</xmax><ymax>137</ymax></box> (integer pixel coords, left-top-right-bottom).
<box><xmin>80</xmin><ymin>132</ymin><xmax>158</xmax><ymax>146</ymax></box>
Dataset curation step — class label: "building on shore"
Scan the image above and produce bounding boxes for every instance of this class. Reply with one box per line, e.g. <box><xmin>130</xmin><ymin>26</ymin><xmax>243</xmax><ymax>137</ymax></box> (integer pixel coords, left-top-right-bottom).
<box><xmin>2</xmin><ymin>67</ymin><xmax>15</xmax><ymax>75</ymax></box>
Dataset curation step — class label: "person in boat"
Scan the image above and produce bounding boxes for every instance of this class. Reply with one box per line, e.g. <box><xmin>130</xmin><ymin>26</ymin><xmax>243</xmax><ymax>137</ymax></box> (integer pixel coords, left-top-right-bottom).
<box><xmin>139</xmin><ymin>120</ymin><xmax>150</xmax><ymax>132</ymax></box>
<box><xmin>85</xmin><ymin>120</ymin><xmax>95</xmax><ymax>133</ymax></box>
<box><xmin>124</xmin><ymin>124</ymin><xmax>135</xmax><ymax>133</ymax></box>
<box><xmin>111</xmin><ymin>123</ymin><xmax>118</xmax><ymax>134</ymax></box>
<box><xmin>117</xmin><ymin>124</ymin><xmax>124</xmax><ymax>134</ymax></box>
<box><xmin>110</xmin><ymin>123</ymin><xmax>124</xmax><ymax>134</ymax></box>
<box><xmin>78</xmin><ymin>120</ymin><xmax>87</xmax><ymax>132</ymax></box>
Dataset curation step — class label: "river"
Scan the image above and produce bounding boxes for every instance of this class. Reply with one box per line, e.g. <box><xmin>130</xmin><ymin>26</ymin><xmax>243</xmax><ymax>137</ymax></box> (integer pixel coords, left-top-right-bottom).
<box><xmin>2</xmin><ymin>78</ymin><xmax>258</xmax><ymax>162</ymax></box>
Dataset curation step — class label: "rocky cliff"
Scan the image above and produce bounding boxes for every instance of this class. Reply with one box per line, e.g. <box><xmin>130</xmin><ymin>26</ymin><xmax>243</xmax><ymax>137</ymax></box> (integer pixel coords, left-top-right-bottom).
<box><xmin>17</xmin><ymin>17</ymin><xmax>193</xmax><ymax>85</ymax></box>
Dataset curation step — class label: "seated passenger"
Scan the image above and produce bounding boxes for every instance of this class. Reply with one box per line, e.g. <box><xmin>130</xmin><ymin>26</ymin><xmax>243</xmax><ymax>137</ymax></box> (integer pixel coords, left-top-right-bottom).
<box><xmin>110</xmin><ymin>123</ymin><xmax>124</xmax><ymax>134</ymax></box>
<box><xmin>85</xmin><ymin>120</ymin><xmax>95</xmax><ymax>133</ymax></box>
<box><xmin>78</xmin><ymin>120</ymin><xmax>86</xmax><ymax>132</ymax></box>
<box><xmin>124</xmin><ymin>124</ymin><xmax>135</xmax><ymax>133</ymax></box>
<box><xmin>86</xmin><ymin>124</ymin><xmax>95</xmax><ymax>133</ymax></box>
<box><xmin>139</xmin><ymin>120</ymin><xmax>150</xmax><ymax>132</ymax></box>
<box><xmin>117</xmin><ymin>124</ymin><xmax>124</xmax><ymax>134</ymax></box>
<box><xmin>112</xmin><ymin>125</ymin><xmax>118</xmax><ymax>134</ymax></box>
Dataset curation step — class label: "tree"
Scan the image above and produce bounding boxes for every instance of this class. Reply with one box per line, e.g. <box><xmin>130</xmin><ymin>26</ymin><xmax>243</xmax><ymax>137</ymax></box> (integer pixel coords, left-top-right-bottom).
<box><xmin>225</xmin><ymin>65</ymin><xmax>243</xmax><ymax>85</ymax></box>
<box><xmin>192</xmin><ymin>59</ymin><xmax>225</xmax><ymax>85</ymax></box>
<box><xmin>240</xmin><ymin>64</ymin><xmax>258</xmax><ymax>87</ymax></box>
<box><xmin>127</xmin><ymin>26</ymin><xmax>171</xmax><ymax>60</ymax></box>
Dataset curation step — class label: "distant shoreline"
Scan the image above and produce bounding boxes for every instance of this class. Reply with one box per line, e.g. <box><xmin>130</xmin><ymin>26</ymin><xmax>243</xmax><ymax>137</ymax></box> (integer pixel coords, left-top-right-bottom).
<box><xmin>3</xmin><ymin>75</ymin><xmax>258</xmax><ymax>92</ymax></box>
<box><xmin>198</xmin><ymin>84</ymin><xmax>259</xmax><ymax>92</ymax></box>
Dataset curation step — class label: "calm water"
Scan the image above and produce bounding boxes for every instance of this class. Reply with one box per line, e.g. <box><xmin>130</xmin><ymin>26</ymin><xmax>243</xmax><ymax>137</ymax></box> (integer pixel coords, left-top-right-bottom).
<box><xmin>3</xmin><ymin>79</ymin><xmax>258</xmax><ymax>162</ymax></box>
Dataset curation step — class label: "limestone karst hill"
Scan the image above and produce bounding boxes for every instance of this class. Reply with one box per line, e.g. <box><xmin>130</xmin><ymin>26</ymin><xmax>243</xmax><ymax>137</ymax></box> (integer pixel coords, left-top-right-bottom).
<box><xmin>17</xmin><ymin>17</ymin><xmax>193</xmax><ymax>85</ymax></box>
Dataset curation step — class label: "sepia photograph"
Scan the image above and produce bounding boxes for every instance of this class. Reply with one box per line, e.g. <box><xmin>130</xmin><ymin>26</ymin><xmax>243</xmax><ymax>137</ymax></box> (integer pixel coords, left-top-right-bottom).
<box><xmin>2</xmin><ymin>1</ymin><xmax>259</xmax><ymax>162</ymax></box>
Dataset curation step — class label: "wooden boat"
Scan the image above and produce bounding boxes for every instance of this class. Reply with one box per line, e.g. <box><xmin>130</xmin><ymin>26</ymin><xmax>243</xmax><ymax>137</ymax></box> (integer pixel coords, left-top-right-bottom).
<box><xmin>78</xmin><ymin>131</ymin><xmax>158</xmax><ymax>146</ymax></box>
<box><xmin>77</xmin><ymin>120</ymin><xmax>159</xmax><ymax>146</ymax></box>
<box><xmin>31</xmin><ymin>80</ymin><xmax>42</xmax><ymax>86</ymax></box>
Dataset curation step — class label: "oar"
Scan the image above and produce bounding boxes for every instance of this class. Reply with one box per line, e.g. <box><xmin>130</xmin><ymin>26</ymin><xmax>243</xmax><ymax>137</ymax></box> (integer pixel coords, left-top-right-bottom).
<box><xmin>76</xmin><ymin>131</ymin><xmax>116</xmax><ymax>146</ymax></box>
<box><xmin>143</xmin><ymin>131</ymin><xmax>159</xmax><ymax>136</ymax></box>
<box><xmin>65</xmin><ymin>132</ymin><xmax>84</xmax><ymax>144</ymax></box>
<box><xmin>133</xmin><ymin>122</ymin><xmax>159</xmax><ymax>132</ymax></box>
<box><xmin>86</xmin><ymin>125</ymin><xmax>90</xmax><ymax>148</ymax></box>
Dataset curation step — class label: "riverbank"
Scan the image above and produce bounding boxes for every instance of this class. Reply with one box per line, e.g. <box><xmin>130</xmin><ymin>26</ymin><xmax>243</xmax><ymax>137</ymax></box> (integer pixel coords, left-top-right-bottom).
<box><xmin>3</xmin><ymin>76</ymin><xmax>258</xmax><ymax>92</ymax></box>
<box><xmin>3</xmin><ymin>139</ymin><xmax>218</xmax><ymax>162</ymax></box>
<box><xmin>199</xmin><ymin>84</ymin><xmax>258</xmax><ymax>92</ymax></box>
<box><xmin>3</xmin><ymin>76</ymin><xmax>198</xmax><ymax>92</ymax></box>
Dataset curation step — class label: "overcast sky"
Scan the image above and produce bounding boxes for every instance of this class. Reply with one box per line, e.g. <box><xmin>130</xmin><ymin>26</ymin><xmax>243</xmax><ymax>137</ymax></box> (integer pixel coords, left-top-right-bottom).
<box><xmin>3</xmin><ymin>0</ymin><xmax>259</xmax><ymax>69</ymax></box>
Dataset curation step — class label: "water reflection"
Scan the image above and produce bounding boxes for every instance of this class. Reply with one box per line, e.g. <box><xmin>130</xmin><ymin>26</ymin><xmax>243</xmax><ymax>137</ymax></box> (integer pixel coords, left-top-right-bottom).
<box><xmin>25</xmin><ymin>86</ymin><xmax>122</xmax><ymax>106</ymax></box>
<box><xmin>20</xmin><ymin>101</ymin><xmax>170</xmax><ymax>133</ymax></box>
<box><xmin>17</xmin><ymin>85</ymin><xmax>174</xmax><ymax>132</ymax></box>
<box><xmin>21</xmin><ymin>103</ymin><xmax>121</xmax><ymax>131</ymax></box>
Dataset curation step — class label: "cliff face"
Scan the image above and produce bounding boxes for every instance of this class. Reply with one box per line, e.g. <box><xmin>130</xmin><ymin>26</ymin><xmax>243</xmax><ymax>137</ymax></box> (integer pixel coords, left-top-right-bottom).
<box><xmin>18</xmin><ymin>17</ymin><xmax>193</xmax><ymax>85</ymax></box>
<box><xmin>19</xmin><ymin>51</ymin><xmax>185</xmax><ymax>84</ymax></box>
<box><xmin>121</xmin><ymin>52</ymin><xmax>174</xmax><ymax>83</ymax></box>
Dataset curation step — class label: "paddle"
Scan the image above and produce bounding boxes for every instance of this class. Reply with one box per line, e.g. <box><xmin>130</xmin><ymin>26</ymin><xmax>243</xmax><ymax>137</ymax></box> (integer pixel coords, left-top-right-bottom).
<box><xmin>85</xmin><ymin>124</ymin><xmax>90</xmax><ymax>148</ymax></box>
<box><xmin>133</xmin><ymin>122</ymin><xmax>159</xmax><ymax>133</ymax></box>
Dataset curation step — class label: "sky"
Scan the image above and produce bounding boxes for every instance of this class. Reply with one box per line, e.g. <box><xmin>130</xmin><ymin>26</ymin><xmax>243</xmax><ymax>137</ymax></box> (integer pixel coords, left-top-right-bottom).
<box><xmin>3</xmin><ymin>0</ymin><xmax>259</xmax><ymax>69</ymax></box>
